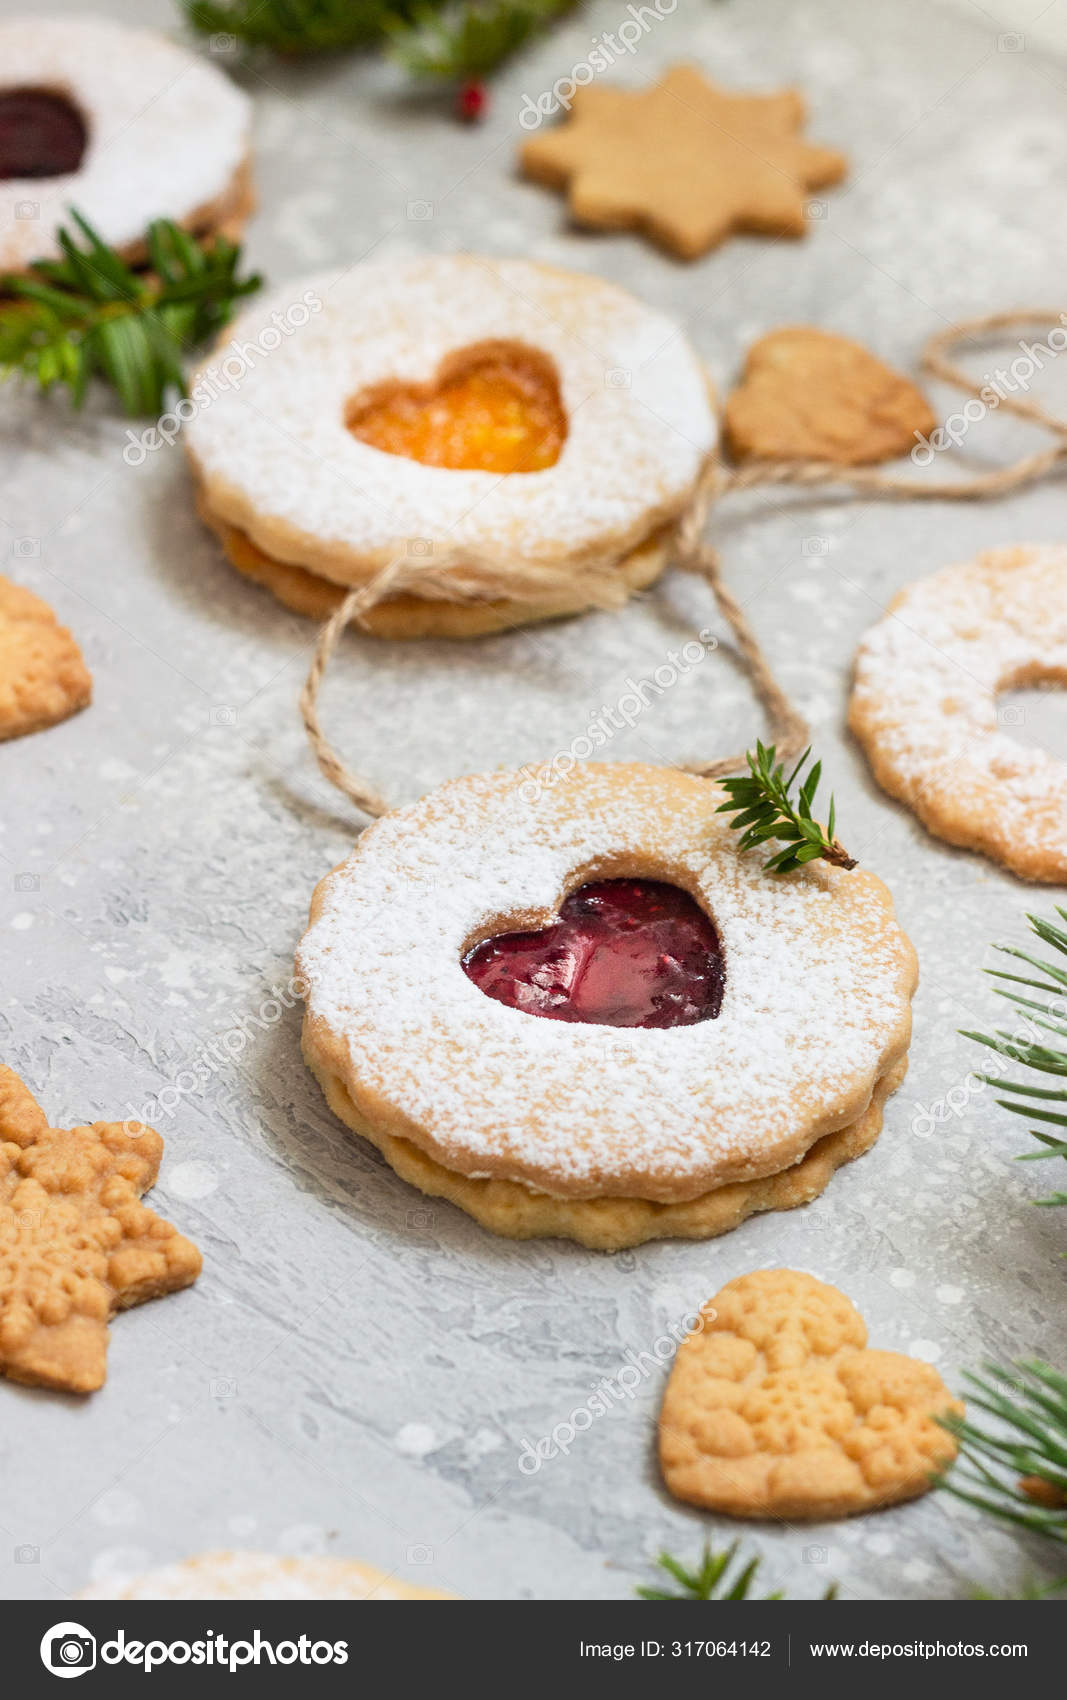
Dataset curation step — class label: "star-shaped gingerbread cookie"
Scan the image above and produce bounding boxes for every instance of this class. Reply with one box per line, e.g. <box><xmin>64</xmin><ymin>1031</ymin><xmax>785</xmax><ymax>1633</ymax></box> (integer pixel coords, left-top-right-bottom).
<box><xmin>0</xmin><ymin>575</ymin><xmax>91</xmax><ymax>741</ymax></box>
<box><xmin>520</xmin><ymin>64</ymin><xmax>846</xmax><ymax>258</ymax></box>
<box><xmin>659</xmin><ymin>1270</ymin><xmax>961</xmax><ymax>1520</ymax></box>
<box><xmin>726</xmin><ymin>328</ymin><xmax>937</xmax><ymax>464</ymax></box>
<box><xmin>0</xmin><ymin>1067</ymin><xmax>202</xmax><ymax>1393</ymax></box>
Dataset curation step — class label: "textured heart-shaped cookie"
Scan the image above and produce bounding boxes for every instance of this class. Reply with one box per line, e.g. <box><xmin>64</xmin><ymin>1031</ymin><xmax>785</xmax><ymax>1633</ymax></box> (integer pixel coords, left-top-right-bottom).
<box><xmin>0</xmin><ymin>576</ymin><xmax>91</xmax><ymax>742</ymax></box>
<box><xmin>659</xmin><ymin>1270</ymin><xmax>961</xmax><ymax>1519</ymax></box>
<box><xmin>725</xmin><ymin>328</ymin><xmax>936</xmax><ymax>465</ymax></box>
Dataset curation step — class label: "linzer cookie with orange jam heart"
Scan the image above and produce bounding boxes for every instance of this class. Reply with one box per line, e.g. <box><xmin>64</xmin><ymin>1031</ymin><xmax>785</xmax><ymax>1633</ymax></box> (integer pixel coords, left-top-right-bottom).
<box><xmin>0</xmin><ymin>17</ymin><xmax>253</xmax><ymax>274</ymax></box>
<box><xmin>185</xmin><ymin>256</ymin><xmax>717</xmax><ymax>639</ymax></box>
<box><xmin>296</xmin><ymin>764</ymin><xmax>916</xmax><ymax>1249</ymax></box>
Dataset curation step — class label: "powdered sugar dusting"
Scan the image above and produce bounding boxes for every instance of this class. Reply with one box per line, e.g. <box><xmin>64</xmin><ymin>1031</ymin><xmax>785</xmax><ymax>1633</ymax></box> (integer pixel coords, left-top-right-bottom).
<box><xmin>186</xmin><ymin>257</ymin><xmax>716</xmax><ymax>573</ymax></box>
<box><xmin>298</xmin><ymin>766</ymin><xmax>914</xmax><ymax>1199</ymax></box>
<box><xmin>850</xmin><ymin>544</ymin><xmax>1067</xmax><ymax>875</ymax></box>
<box><xmin>0</xmin><ymin>17</ymin><xmax>251</xmax><ymax>270</ymax></box>
<box><xmin>79</xmin><ymin>1551</ymin><xmax>437</xmax><ymax>1600</ymax></box>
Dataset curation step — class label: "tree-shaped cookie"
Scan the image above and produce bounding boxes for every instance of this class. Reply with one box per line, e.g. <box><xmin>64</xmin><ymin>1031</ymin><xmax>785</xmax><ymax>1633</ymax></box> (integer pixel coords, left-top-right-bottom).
<box><xmin>0</xmin><ymin>576</ymin><xmax>91</xmax><ymax>741</ymax></box>
<box><xmin>521</xmin><ymin>64</ymin><xmax>846</xmax><ymax>258</ymax></box>
<box><xmin>659</xmin><ymin>1270</ymin><xmax>961</xmax><ymax>1519</ymax></box>
<box><xmin>0</xmin><ymin>1067</ymin><xmax>202</xmax><ymax>1392</ymax></box>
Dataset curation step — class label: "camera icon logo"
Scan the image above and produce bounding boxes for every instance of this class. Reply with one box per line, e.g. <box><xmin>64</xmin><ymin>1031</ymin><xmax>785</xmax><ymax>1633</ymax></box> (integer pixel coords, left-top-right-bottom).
<box><xmin>15</xmin><ymin>1543</ymin><xmax>40</xmax><ymax>1563</ymax></box>
<box><xmin>803</xmin><ymin>1544</ymin><xmax>828</xmax><ymax>1564</ymax></box>
<box><xmin>210</xmin><ymin>705</ymin><xmax>238</xmax><ymax>727</ymax></box>
<box><xmin>407</xmin><ymin>1206</ymin><xmax>436</xmax><ymax>1231</ymax></box>
<box><xmin>407</xmin><ymin>200</ymin><xmax>434</xmax><ymax>221</ymax></box>
<box><xmin>15</xmin><ymin>200</ymin><xmax>39</xmax><ymax>220</ymax></box>
<box><xmin>210</xmin><ymin>32</ymin><xmax>238</xmax><ymax>52</ymax></box>
<box><xmin>605</xmin><ymin>367</ymin><xmax>631</xmax><ymax>389</ymax></box>
<box><xmin>210</xmin><ymin>1377</ymin><xmax>238</xmax><ymax>1398</ymax></box>
<box><xmin>14</xmin><ymin>873</ymin><xmax>40</xmax><ymax>893</ymax></box>
<box><xmin>997</xmin><ymin>31</ymin><xmax>1024</xmax><ymax>52</ymax></box>
<box><xmin>407</xmin><ymin>537</ymin><xmax>433</xmax><ymax>556</ymax></box>
<box><xmin>14</xmin><ymin>538</ymin><xmax>40</xmax><ymax>558</ymax></box>
<box><xmin>40</xmin><ymin>1622</ymin><xmax>96</xmax><ymax>1678</ymax></box>
<box><xmin>802</xmin><ymin>535</ymin><xmax>829</xmax><ymax>557</ymax></box>
<box><xmin>998</xmin><ymin>703</ymin><xmax>1025</xmax><ymax>726</ymax></box>
<box><xmin>406</xmin><ymin>1543</ymin><xmax>433</xmax><ymax>1564</ymax></box>
<box><xmin>806</xmin><ymin>199</ymin><xmax>827</xmax><ymax>220</ymax></box>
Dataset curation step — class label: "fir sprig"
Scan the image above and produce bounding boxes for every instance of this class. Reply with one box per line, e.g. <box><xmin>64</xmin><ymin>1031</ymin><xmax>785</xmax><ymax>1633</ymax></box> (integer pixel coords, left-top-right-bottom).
<box><xmin>938</xmin><ymin>1362</ymin><xmax>1067</xmax><ymax>1547</ymax></box>
<box><xmin>0</xmin><ymin>212</ymin><xmax>261</xmax><ymax>416</ymax></box>
<box><xmin>181</xmin><ymin>0</ymin><xmax>578</xmax><ymax>77</ymax></box>
<box><xmin>716</xmin><ymin>743</ymin><xmax>856</xmax><ymax>874</ymax></box>
<box><xmin>389</xmin><ymin>0</ymin><xmax>576</xmax><ymax>78</ymax></box>
<box><xmin>961</xmin><ymin>908</ymin><xmax>1067</xmax><ymax>1209</ymax></box>
<box><xmin>183</xmin><ymin>0</ymin><xmax>415</xmax><ymax>53</ymax></box>
<box><xmin>637</xmin><ymin>1542</ymin><xmax>838</xmax><ymax>1602</ymax></box>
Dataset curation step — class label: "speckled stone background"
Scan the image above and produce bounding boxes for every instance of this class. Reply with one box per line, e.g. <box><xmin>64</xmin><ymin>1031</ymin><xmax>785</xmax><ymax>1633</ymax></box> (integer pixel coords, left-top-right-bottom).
<box><xmin>2</xmin><ymin>0</ymin><xmax>1066</xmax><ymax>1604</ymax></box>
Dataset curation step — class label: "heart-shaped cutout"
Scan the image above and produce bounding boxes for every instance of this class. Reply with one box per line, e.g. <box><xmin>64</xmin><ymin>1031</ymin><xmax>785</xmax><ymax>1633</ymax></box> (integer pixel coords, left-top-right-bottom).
<box><xmin>0</xmin><ymin>89</ymin><xmax>87</xmax><ymax>180</ymax></box>
<box><xmin>462</xmin><ymin>878</ymin><xmax>725</xmax><ymax>1029</ymax></box>
<box><xmin>346</xmin><ymin>340</ymin><xmax>567</xmax><ymax>474</ymax></box>
<box><xmin>660</xmin><ymin>1270</ymin><xmax>962</xmax><ymax>1520</ymax></box>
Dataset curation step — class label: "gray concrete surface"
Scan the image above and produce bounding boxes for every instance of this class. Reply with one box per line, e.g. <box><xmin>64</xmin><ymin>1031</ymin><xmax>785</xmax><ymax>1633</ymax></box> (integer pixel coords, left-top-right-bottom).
<box><xmin>2</xmin><ymin>0</ymin><xmax>1066</xmax><ymax>1602</ymax></box>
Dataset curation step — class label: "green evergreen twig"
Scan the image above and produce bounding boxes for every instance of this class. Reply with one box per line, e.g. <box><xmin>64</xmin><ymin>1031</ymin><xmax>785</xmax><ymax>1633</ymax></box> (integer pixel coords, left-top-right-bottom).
<box><xmin>0</xmin><ymin>211</ymin><xmax>261</xmax><ymax>416</ymax></box>
<box><xmin>716</xmin><ymin>742</ymin><xmax>856</xmax><ymax>874</ymax></box>
<box><xmin>961</xmin><ymin>907</ymin><xmax>1067</xmax><ymax>1209</ymax></box>
<box><xmin>938</xmin><ymin>1361</ymin><xmax>1067</xmax><ymax>1547</ymax></box>
<box><xmin>637</xmin><ymin>1542</ymin><xmax>838</xmax><ymax>1602</ymax></box>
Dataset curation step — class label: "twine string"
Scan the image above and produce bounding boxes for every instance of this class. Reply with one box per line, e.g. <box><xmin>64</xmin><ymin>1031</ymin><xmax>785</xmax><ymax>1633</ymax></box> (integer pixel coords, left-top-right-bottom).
<box><xmin>301</xmin><ymin>307</ymin><xmax>1067</xmax><ymax>819</ymax></box>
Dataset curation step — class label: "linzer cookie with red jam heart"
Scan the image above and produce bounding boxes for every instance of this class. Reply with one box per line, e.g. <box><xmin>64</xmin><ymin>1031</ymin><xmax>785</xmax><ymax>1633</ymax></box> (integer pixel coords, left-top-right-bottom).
<box><xmin>184</xmin><ymin>256</ymin><xmax>717</xmax><ymax>639</ymax></box>
<box><xmin>297</xmin><ymin>764</ymin><xmax>916</xmax><ymax>1249</ymax></box>
<box><xmin>0</xmin><ymin>17</ymin><xmax>253</xmax><ymax>275</ymax></box>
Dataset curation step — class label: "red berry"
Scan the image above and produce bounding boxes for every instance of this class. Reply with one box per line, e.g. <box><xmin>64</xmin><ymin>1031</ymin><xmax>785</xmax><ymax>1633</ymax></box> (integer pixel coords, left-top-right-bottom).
<box><xmin>457</xmin><ymin>80</ymin><xmax>489</xmax><ymax>123</ymax></box>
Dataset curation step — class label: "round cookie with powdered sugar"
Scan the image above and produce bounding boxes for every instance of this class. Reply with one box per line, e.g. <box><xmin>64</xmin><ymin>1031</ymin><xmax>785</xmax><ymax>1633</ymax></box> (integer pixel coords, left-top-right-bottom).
<box><xmin>0</xmin><ymin>16</ymin><xmax>253</xmax><ymax>274</ymax></box>
<box><xmin>186</xmin><ymin>257</ymin><xmax>716</xmax><ymax>638</ymax></box>
<box><xmin>80</xmin><ymin>1552</ymin><xmax>452</xmax><ymax>1600</ymax></box>
<box><xmin>297</xmin><ymin>764</ymin><xmax>916</xmax><ymax>1246</ymax></box>
<box><xmin>849</xmin><ymin>543</ymin><xmax>1067</xmax><ymax>883</ymax></box>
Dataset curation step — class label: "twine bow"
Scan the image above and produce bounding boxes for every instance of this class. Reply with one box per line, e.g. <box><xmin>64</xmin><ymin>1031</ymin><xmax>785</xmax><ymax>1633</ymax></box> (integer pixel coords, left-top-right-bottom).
<box><xmin>301</xmin><ymin>308</ymin><xmax>1067</xmax><ymax>820</ymax></box>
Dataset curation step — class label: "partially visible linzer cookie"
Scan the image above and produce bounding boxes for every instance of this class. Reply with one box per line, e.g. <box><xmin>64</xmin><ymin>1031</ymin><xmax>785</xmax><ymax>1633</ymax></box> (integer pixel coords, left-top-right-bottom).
<box><xmin>297</xmin><ymin>764</ymin><xmax>917</xmax><ymax>1247</ymax></box>
<box><xmin>0</xmin><ymin>17</ymin><xmax>253</xmax><ymax>274</ymax></box>
<box><xmin>0</xmin><ymin>575</ymin><xmax>91</xmax><ymax>741</ymax></box>
<box><xmin>725</xmin><ymin>328</ymin><xmax>936</xmax><ymax>465</ymax></box>
<box><xmin>520</xmin><ymin>64</ymin><xmax>846</xmax><ymax>259</ymax></box>
<box><xmin>849</xmin><ymin>544</ymin><xmax>1067</xmax><ymax>883</ymax></box>
<box><xmin>79</xmin><ymin>1552</ymin><xmax>453</xmax><ymax>1601</ymax></box>
<box><xmin>0</xmin><ymin>1066</ymin><xmax>202</xmax><ymax>1392</ymax></box>
<box><xmin>186</xmin><ymin>257</ymin><xmax>716</xmax><ymax>637</ymax></box>
<box><xmin>659</xmin><ymin>1270</ymin><xmax>961</xmax><ymax>1520</ymax></box>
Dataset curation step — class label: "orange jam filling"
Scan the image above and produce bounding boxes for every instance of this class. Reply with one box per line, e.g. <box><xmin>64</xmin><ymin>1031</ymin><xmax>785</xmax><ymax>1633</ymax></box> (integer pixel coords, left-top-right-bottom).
<box><xmin>346</xmin><ymin>343</ymin><xmax>566</xmax><ymax>474</ymax></box>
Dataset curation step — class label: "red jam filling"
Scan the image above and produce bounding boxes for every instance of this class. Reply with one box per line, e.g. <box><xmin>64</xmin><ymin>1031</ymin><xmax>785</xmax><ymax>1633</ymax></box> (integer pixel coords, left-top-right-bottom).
<box><xmin>462</xmin><ymin>879</ymin><xmax>725</xmax><ymax>1029</ymax></box>
<box><xmin>0</xmin><ymin>89</ymin><xmax>88</xmax><ymax>180</ymax></box>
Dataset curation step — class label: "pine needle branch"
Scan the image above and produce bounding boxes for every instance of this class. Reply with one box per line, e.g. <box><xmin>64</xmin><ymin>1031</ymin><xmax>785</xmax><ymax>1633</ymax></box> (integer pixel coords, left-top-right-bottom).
<box><xmin>938</xmin><ymin>1361</ymin><xmax>1067</xmax><ymax>1546</ymax></box>
<box><xmin>636</xmin><ymin>1542</ymin><xmax>837</xmax><ymax>1601</ymax></box>
<box><xmin>182</xmin><ymin>0</ymin><xmax>578</xmax><ymax>76</ymax></box>
<box><xmin>0</xmin><ymin>211</ymin><xmax>261</xmax><ymax>416</ymax></box>
<box><xmin>715</xmin><ymin>742</ymin><xmax>856</xmax><ymax>874</ymax></box>
<box><xmin>183</xmin><ymin>0</ymin><xmax>417</xmax><ymax>53</ymax></box>
<box><xmin>388</xmin><ymin>0</ymin><xmax>577</xmax><ymax>78</ymax></box>
<box><xmin>961</xmin><ymin>906</ymin><xmax>1067</xmax><ymax>1209</ymax></box>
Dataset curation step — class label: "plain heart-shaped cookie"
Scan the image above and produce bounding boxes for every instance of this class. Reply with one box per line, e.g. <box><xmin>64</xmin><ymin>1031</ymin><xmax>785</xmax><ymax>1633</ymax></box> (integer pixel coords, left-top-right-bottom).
<box><xmin>346</xmin><ymin>341</ymin><xmax>566</xmax><ymax>474</ymax></box>
<box><xmin>659</xmin><ymin>1269</ymin><xmax>961</xmax><ymax>1519</ymax></box>
<box><xmin>462</xmin><ymin>878</ymin><xmax>726</xmax><ymax>1028</ymax></box>
<box><xmin>725</xmin><ymin>327</ymin><xmax>936</xmax><ymax>465</ymax></box>
<box><xmin>0</xmin><ymin>575</ymin><xmax>91</xmax><ymax>742</ymax></box>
